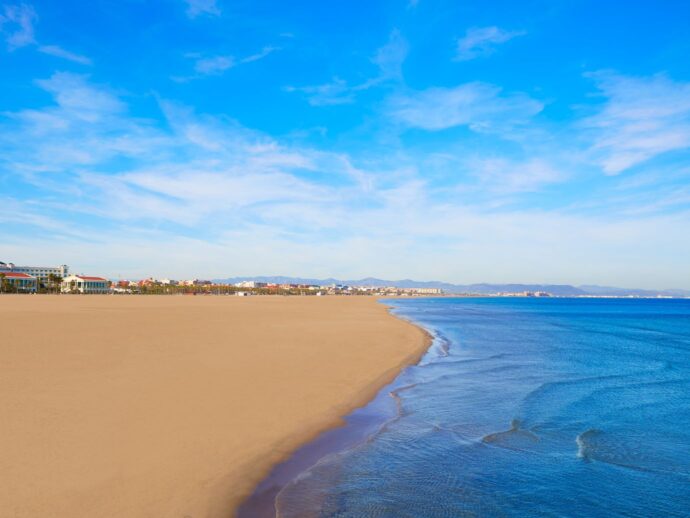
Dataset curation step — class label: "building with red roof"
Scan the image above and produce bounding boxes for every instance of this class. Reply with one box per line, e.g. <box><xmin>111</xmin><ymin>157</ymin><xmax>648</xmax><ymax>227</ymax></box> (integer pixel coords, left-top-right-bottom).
<box><xmin>61</xmin><ymin>275</ymin><xmax>110</xmax><ymax>294</ymax></box>
<box><xmin>0</xmin><ymin>271</ymin><xmax>37</xmax><ymax>293</ymax></box>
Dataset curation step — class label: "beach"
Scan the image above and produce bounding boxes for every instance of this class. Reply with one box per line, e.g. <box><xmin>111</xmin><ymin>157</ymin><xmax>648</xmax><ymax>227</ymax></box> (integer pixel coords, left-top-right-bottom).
<box><xmin>0</xmin><ymin>295</ymin><xmax>429</xmax><ymax>517</ymax></box>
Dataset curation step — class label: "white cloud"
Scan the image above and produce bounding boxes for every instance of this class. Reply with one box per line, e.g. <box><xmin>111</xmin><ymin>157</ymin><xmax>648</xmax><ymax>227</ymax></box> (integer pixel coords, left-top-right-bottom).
<box><xmin>585</xmin><ymin>72</ymin><xmax>690</xmax><ymax>174</ymax></box>
<box><xmin>241</xmin><ymin>45</ymin><xmax>278</xmax><ymax>64</ymax></box>
<box><xmin>0</xmin><ymin>3</ymin><xmax>37</xmax><ymax>49</ymax></box>
<box><xmin>470</xmin><ymin>158</ymin><xmax>568</xmax><ymax>193</ymax></box>
<box><xmin>2</xmin><ymin>73</ymin><xmax>151</xmax><ymax>174</ymax></box>
<box><xmin>1</xmin><ymin>4</ymin><xmax>92</xmax><ymax>66</ymax></box>
<box><xmin>34</xmin><ymin>72</ymin><xmax>125</xmax><ymax>120</ymax></box>
<box><xmin>372</xmin><ymin>29</ymin><xmax>408</xmax><ymax>81</ymax></box>
<box><xmin>387</xmin><ymin>82</ymin><xmax>543</xmax><ymax>131</ymax></box>
<box><xmin>184</xmin><ymin>0</ymin><xmax>220</xmax><ymax>18</ymax></box>
<box><xmin>455</xmin><ymin>26</ymin><xmax>525</xmax><ymax>61</ymax></box>
<box><xmin>194</xmin><ymin>55</ymin><xmax>234</xmax><ymax>74</ymax></box>
<box><xmin>38</xmin><ymin>44</ymin><xmax>92</xmax><ymax>65</ymax></box>
<box><xmin>0</xmin><ymin>72</ymin><xmax>371</xmax><ymax>229</ymax></box>
<box><xmin>285</xmin><ymin>78</ymin><xmax>355</xmax><ymax>106</ymax></box>
<box><xmin>287</xmin><ymin>30</ymin><xmax>408</xmax><ymax>106</ymax></box>
<box><xmin>178</xmin><ymin>47</ymin><xmax>277</xmax><ymax>80</ymax></box>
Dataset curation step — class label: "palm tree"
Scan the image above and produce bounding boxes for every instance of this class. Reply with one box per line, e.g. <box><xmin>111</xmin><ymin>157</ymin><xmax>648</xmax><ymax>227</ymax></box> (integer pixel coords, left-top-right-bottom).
<box><xmin>48</xmin><ymin>273</ymin><xmax>63</xmax><ymax>294</ymax></box>
<box><xmin>0</xmin><ymin>273</ymin><xmax>16</xmax><ymax>294</ymax></box>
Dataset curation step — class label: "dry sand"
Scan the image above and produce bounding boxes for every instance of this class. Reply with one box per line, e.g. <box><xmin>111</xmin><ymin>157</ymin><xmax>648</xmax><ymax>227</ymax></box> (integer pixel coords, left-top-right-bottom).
<box><xmin>0</xmin><ymin>295</ymin><xmax>429</xmax><ymax>517</ymax></box>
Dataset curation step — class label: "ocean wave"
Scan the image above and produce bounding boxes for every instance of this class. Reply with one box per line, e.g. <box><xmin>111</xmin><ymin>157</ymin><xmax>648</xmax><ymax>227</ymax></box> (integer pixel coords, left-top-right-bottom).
<box><xmin>575</xmin><ymin>428</ymin><xmax>601</xmax><ymax>460</ymax></box>
<box><xmin>575</xmin><ymin>429</ymin><xmax>690</xmax><ymax>478</ymax></box>
<box><xmin>482</xmin><ymin>419</ymin><xmax>539</xmax><ymax>451</ymax></box>
<box><xmin>516</xmin><ymin>365</ymin><xmax>678</xmax><ymax>429</ymax></box>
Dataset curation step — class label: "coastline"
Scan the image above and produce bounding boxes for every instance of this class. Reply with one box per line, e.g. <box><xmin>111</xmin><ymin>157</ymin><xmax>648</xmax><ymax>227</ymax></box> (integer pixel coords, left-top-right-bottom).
<box><xmin>0</xmin><ymin>295</ymin><xmax>430</xmax><ymax>518</ymax></box>
<box><xmin>238</xmin><ymin>299</ymin><xmax>434</xmax><ymax>516</ymax></box>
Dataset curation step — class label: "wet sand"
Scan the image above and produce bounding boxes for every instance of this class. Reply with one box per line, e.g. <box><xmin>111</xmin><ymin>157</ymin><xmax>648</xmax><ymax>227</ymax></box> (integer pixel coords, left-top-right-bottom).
<box><xmin>0</xmin><ymin>295</ymin><xmax>429</xmax><ymax>517</ymax></box>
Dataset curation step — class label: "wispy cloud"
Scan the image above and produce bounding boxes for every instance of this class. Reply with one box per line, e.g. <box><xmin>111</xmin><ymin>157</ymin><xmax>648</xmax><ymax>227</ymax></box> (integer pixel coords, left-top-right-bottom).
<box><xmin>287</xmin><ymin>30</ymin><xmax>408</xmax><ymax>106</ymax></box>
<box><xmin>0</xmin><ymin>3</ymin><xmax>36</xmax><ymax>49</ymax></box>
<box><xmin>184</xmin><ymin>0</ymin><xmax>220</xmax><ymax>18</ymax></box>
<box><xmin>584</xmin><ymin>72</ymin><xmax>690</xmax><ymax>175</ymax></box>
<box><xmin>194</xmin><ymin>55</ymin><xmax>234</xmax><ymax>74</ymax></box>
<box><xmin>285</xmin><ymin>78</ymin><xmax>355</xmax><ymax>106</ymax></box>
<box><xmin>38</xmin><ymin>44</ymin><xmax>91</xmax><ymax>65</ymax></box>
<box><xmin>176</xmin><ymin>46</ymin><xmax>278</xmax><ymax>80</ymax></box>
<box><xmin>372</xmin><ymin>29</ymin><xmax>408</xmax><ymax>81</ymax></box>
<box><xmin>470</xmin><ymin>158</ymin><xmax>568</xmax><ymax>193</ymax></box>
<box><xmin>387</xmin><ymin>82</ymin><xmax>543</xmax><ymax>132</ymax></box>
<box><xmin>1</xmin><ymin>4</ymin><xmax>91</xmax><ymax>66</ymax></box>
<box><xmin>455</xmin><ymin>26</ymin><xmax>525</xmax><ymax>61</ymax></box>
<box><xmin>34</xmin><ymin>72</ymin><xmax>125</xmax><ymax>120</ymax></box>
<box><xmin>2</xmin><ymin>73</ymin><xmax>141</xmax><ymax>173</ymax></box>
<box><xmin>241</xmin><ymin>45</ymin><xmax>279</xmax><ymax>64</ymax></box>
<box><xmin>0</xmin><ymin>72</ymin><xmax>370</xmax><ymax>229</ymax></box>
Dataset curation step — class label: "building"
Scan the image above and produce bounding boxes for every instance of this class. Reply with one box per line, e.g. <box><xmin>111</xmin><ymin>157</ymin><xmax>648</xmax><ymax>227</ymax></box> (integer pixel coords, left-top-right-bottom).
<box><xmin>0</xmin><ymin>261</ymin><xmax>69</xmax><ymax>285</ymax></box>
<box><xmin>61</xmin><ymin>275</ymin><xmax>110</xmax><ymax>294</ymax></box>
<box><xmin>181</xmin><ymin>279</ymin><xmax>212</xmax><ymax>286</ymax></box>
<box><xmin>412</xmin><ymin>288</ymin><xmax>444</xmax><ymax>295</ymax></box>
<box><xmin>0</xmin><ymin>271</ymin><xmax>38</xmax><ymax>292</ymax></box>
<box><xmin>235</xmin><ymin>281</ymin><xmax>267</xmax><ymax>289</ymax></box>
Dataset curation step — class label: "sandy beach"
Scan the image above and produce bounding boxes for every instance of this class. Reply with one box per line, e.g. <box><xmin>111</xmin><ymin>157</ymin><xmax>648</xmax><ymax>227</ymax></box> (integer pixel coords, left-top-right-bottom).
<box><xmin>0</xmin><ymin>295</ymin><xmax>429</xmax><ymax>517</ymax></box>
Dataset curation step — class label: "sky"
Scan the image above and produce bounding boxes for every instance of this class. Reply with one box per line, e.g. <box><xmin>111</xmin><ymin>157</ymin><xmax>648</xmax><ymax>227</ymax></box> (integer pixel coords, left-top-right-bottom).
<box><xmin>1</xmin><ymin>0</ymin><xmax>690</xmax><ymax>288</ymax></box>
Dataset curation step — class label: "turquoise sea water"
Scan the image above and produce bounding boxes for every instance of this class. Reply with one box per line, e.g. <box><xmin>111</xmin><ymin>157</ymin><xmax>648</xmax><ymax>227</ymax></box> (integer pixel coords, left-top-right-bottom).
<box><xmin>269</xmin><ymin>297</ymin><xmax>690</xmax><ymax>517</ymax></box>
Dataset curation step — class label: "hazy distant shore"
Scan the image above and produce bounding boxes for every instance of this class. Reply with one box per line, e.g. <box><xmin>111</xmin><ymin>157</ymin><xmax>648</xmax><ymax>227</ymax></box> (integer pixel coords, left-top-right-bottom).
<box><xmin>0</xmin><ymin>295</ymin><xmax>429</xmax><ymax>517</ymax></box>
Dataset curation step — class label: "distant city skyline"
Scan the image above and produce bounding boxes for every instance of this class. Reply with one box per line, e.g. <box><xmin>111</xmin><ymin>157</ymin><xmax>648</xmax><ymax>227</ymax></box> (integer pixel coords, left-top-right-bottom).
<box><xmin>2</xmin><ymin>1</ymin><xmax>690</xmax><ymax>289</ymax></box>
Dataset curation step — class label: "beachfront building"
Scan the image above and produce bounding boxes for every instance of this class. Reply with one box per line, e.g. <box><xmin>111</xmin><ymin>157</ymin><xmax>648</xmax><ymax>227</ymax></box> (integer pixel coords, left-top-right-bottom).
<box><xmin>0</xmin><ymin>261</ymin><xmax>69</xmax><ymax>285</ymax></box>
<box><xmin>0</xmin><ymin>271</ymin><xmax>38</xmax><ymax>292</ymax></box>
<box><xmin>235</xmin><ymin>281</ymin><xmax>268</xmax><ymax>288</ymax></box>
<box><xmin>413</xmin><ymin>288</ymin><xmax>444</xmax><ymax>295</ymax></box>
<box><xmin>61</xmin><ymin>275</ymin><xmax>110</xmax><ymax>294</ymax></box>
<box><xmin>181</xmin><ymin>279</ymin><xmax>212</xmax><ymax>286</ymax></box>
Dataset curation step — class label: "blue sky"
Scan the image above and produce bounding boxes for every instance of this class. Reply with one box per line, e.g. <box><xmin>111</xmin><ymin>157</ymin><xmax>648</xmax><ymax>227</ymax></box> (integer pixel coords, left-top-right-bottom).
<box><xmin>1</xmin><ymin>0</ymin><xmax>690</xmax><ymax>287</ymax></box>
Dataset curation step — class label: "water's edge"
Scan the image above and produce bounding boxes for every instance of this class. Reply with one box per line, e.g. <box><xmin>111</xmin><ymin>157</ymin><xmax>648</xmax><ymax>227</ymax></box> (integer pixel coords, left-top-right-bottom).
<box><xmin>236</xmin><ymin>300</ymin><xmax>440</xmax><ymax>518</ymax></box>
<box><xmin>241</xmin><ymin>297</ymin><xmax>690</xmax><ymax>517</ymax></box>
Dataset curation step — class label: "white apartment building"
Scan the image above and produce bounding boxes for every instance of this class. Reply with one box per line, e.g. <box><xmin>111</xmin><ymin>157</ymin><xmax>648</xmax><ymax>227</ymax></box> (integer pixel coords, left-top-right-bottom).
<box><xmin>0</xmin><ymin>261</ymin><xmax>69</xmax><ymax>284</ymax></box>
<box><xmin>413</xmin><ymin>288</ymin><xmax>444</xmax><ymax>295</ymax></box>
<box><xmin>235</xmin><ymin>281</ymin><xmax>267</xmax><ymax>288</ymax></box>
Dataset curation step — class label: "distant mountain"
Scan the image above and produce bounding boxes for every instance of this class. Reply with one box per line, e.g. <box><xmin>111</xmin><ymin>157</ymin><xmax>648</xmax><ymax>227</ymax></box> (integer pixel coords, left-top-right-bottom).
<box><xmin>211</xmin><ymin>276</ymin><xmax>690</xmax><ymax>297</ymax></box>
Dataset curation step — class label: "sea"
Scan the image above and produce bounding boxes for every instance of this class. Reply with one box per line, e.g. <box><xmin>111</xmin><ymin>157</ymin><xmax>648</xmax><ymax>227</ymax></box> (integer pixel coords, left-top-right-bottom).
<box><xmin>240</xmin><ymin>297</ymin><xmax>690</xmax><ymax>517</ymax></box>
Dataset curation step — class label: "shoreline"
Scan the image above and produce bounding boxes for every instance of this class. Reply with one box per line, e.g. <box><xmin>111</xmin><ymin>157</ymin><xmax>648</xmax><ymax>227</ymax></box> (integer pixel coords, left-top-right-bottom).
<box><xmin>237</xmin><ymin>299</ymin><xmax>433</xmax><ymax>516</ymax></box>
<box><xmin>1</xmin><ymin>295</ymin><xmax>431</xmax><ymax>518</ymax></box>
